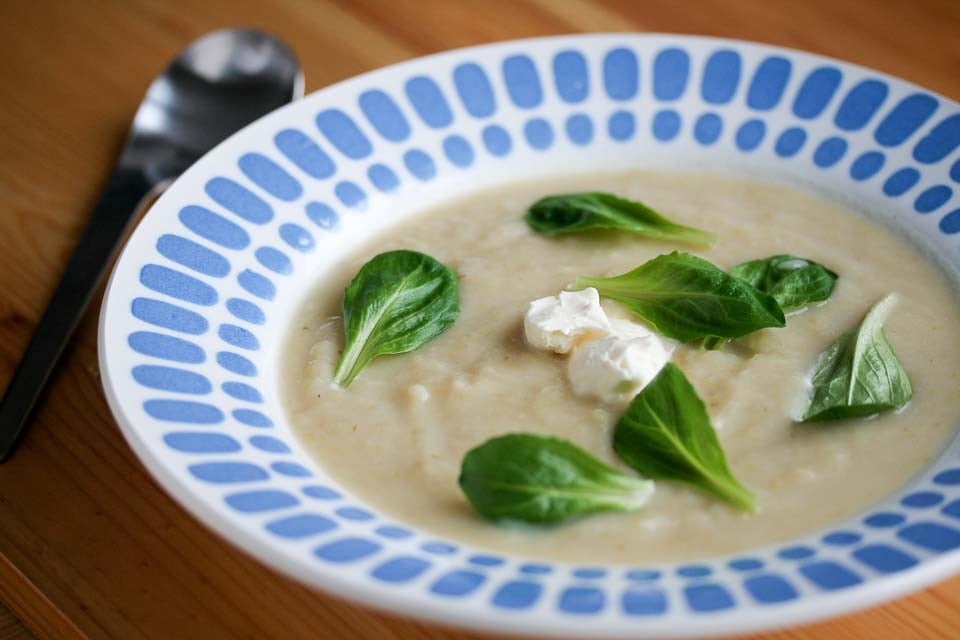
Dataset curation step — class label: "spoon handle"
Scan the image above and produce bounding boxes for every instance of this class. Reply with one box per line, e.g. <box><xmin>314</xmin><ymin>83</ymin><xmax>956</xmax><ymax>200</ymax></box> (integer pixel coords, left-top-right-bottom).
<box><xmin>0</xmin><ymin>166</ymin><xmax>151</xmax><ymax>461</ymax></box>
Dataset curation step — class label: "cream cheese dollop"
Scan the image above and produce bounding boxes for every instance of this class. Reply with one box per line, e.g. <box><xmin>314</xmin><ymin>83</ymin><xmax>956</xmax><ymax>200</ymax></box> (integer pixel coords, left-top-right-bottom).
<box><xmin>524</xmin><ymin>288</ymin><xmax>672</xmax><ymax>403</ymax></box>
<box><xmin>523</xmin><ymin>288</ymin><xmax>611</xmax><ymax>354</ymax></box>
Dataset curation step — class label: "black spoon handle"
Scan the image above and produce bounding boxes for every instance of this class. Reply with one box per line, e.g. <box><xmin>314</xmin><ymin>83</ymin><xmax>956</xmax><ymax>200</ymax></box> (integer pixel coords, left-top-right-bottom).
<box><xmin>0</xmin><ymin>166</ymin><xmax>151</xmax><ymax>461</ymax></box>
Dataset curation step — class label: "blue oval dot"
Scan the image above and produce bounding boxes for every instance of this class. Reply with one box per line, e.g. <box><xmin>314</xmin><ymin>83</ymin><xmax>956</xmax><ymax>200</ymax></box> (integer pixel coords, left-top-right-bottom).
<box><xmin>303</xmin><ymin>485</ymin><xmax>341</xmax><ymax>500</ymax></box>
<box><xmin>403</xmin><ymin>149</ymin><xmax>436</xmax><ymax>181</ymax></box>
<box><xmin>914</xmin><ymin>185</ymin><xmax>952</xmax><ymax>213</ymax></box>
<box><xmin>255</xmin><ymin>247</ymin><xmax>292</xmax><ymax>275</ymax></box>
<box><xmin>728</xmin><ymin>558</ymin><xmax>764</xmax><ymax>572</ymax></box>
<box><xmin>274</xmin><ymin>129</ymin><xmax>336</xmax><ymax>179</ymax></box>
<box><xmin>315</xmin><ymin>109</ymin><xmax>373</xmax><ymax>160</ymax></box>
<box><xmin>375</xmin><ymin>526</ymin><xmax>411</xmax><ymax>539</ymax></box>
<box><xmin>226</xmin><ymin>490</ymin><xmax>298</xmax><ymax>513</ymax></box>
<box><xmin>652</xmin><ymin>110</ymin><xmax>681</xmax><ymax>141</ymax></box>
<box><xmin>238</xmin><ymin>153</ymin><xmax>303</xmax><ymax>202</ymax></box>
<box><xmin>267</xmin><ymin>514</ymin><xmax>337</xmax><ymax>539</ymax></box>
<box><xmin>933</xmin><ymin>469</ymin><xmax>960</xmax><ymax>485</ymax></box>
<box><xmin>233</xmin><ymin>409</ymin><xmax>273</xmax><ymax>428</ymax></box>
<box><xmin>608</xmin><ymin>111</ymin><xmax>635</xmax><ymax>141</ymax></box>
<box><xmin>442</xmin><ymin>135</ymin><xmax>474</xmax><ymax>167</ymax></box>
<box><xmin>179</xmin><ymin>206</ymin><xmax>249</xmax><ymax>250</ymax></box>
<box><xmin>914</xmin><ymin>114</ymin><xmax>960</xmax><ymax>164</ymax></box>
<box><xmin>653</xmin><ymin>48</ymin><xmax>689</xmax><ymax>101</ymax></box>
<box><xmin>573</xmin><ymin>568</ymin><xmax>607</xmax><ymax>579</ymax></box>
<box><xmin>279</xmin><ymin>223</ymin><xmax>315</xmax><ymax>253</ymax></box>
<box><xmin>216</xmin><ymin>351</ymin><xmax>257</xmax><ymax>377</ymax></box>
<box><xmin>744</xmin><ymin>574</ymin><xmax>798</xmax><ymax>604</ymax></box>
<box><xmin>793</xmin><ymin>67</ymin><xmax>842</xmax><ymax>119</ymax></box>
<box><xmin>565</xmin><ymin>114</ymin><xmax>593</xmax><ymax>146</ymax></box>
<box><xmin>358</xmin><ymin>89</ymin><xmax>411</xmax><ymax>142</ymax></box>
<box><xmin>898</xmin><ymin>522</ymin><xmax>960</xmax><ymax>552</ymax></box>
<box><xmin>132</xmin><ymin>365</ymin><xmax>211</xmax><ymax>394</ymax></box>
<box><xmin>625</xmin><ymin>569</ymin><xmax>661</xmax><ymax>582</ymax></box>
<box><xmin>864</xmin><ymin>512</ymin><xmax>905</xmax><ymax>528</ymax></box>
<box><xmin>454</xmin><ymin>62</ymin><xmax>496</xmax><ymax>118</ymax></box>
<box><xmin>469</xmin><ymin>554</ymin><xmax>504</xmax><ymax>567</ymax></box>
<box><xmin>835</xmin><ymin>80</ymin><xmax>889</xmax><ymax>131</ymax></box>
<box><xmin>144</xmin><ymin>399</ymin><xmax>223</xmax><ymax>424</ymax></box>
<box><xmin>952</xmin><ymin>159</ymin><xmax>960</xmax><ymax>183</ymax></box>
<box><xmin>336</xmin><ymin>506</ymin><xmax>374</xmax><ymax>521</ymax></box>
<box><xmin>335</xmin><ymin>181</ymin><xmax>367</xmax><ymax>209</ymax></box>
<box><xmin>799</xmin><ymin>561</ymin><xmax>862</xmax><ymax>590</ymax></box>
<box><xmin>902</xmin><ymin>491</ymin><xmax>945</xmax><ymax>507</ymax></box>
<box><xmin>422</xmin><ymin>541</ymin><xmax>457</xmax><ymax>556</ymax></box>
<box><xmin>237</xmin><ymin>269</ymin><xmax>275</xmax><ymax>301</ymax></box>
<box><xmin>553</xmin><ymin>50</ymin><xmax>589</xmax><ymax>104</ymax></box>
<box><xmin>684</xmin><ymin>583</ymin><xmax>735</xmax><ymax>612</ymax></box>
<box><xmin>163</xmin><ymin>432</ymin><xmax>240</xmax><ymax>454</ymax></box>
<box><xmin>778</xmin><ymin>545</ymin><xmax>815</xmax><ymax>560</ymax></box>
<box><xmin>940</xmin><ymin>209</ymin><xmax>960</xmax><ymax>234</ymax></box>
<box><xmin>694</xmin><ymin>113</ymin><xmax>722</xmax><ymax>145</ymax></box>
<box><xmin>222</xmin><ymin>381</ymin><xmax>263</xmax><ymax>403</ymax></box>
<box><xmin>131</xmin><ymin>298</ymin><xmax>208</xmax><ymax>335</ymax></box>
<box><xmin>271</xmin><ymin>461</ymin><xmax>312</xmax><ymax>478</ymax></box>
<box><xmin>813</xmin><ymin>136</ymin><xmax>848</xmax><ymax>168</ymax></box>
<box><xmin>502</xmin><ymin>55</ymin><xmax>542</xmax><ymax>109</ymax></box>
<box><xmin>677</xmin><ymin>565</ymin><xmax>712</xmax><ymax>578</ymax></box>
<box><xmin>875</xmin><ymin>93</ymin><xmax>939</xmax><ymax>147</ymax></box>
<box><xmin>218</xmin><ymin>323</ymin><xmax>260</xmax><ymax>351</ymax></box>
<box><xmin>311</xmin><ymin>536</ymin><xmax>378</xmax><ymax>563</ymax></box>
<box><xmin>603</xmin><ymin>47</ymin><xmax>638</xmax><ymax>101</ymax></box>
<box><xmin>205</xmin><ymin>177</ymin><xmax>273</xmax><ymax>224</ymax></box>
<box><xmin>492</xmin><ymin>581</ymin><xmax>542</xmax><ymax>610</ymax></box>
<box><xmin>189</xmin><ymin>462</ymin><xmax>268</xmax><ymax>483</ymax></box>
<box><xmin>850</xmin><ymin>151</ymin><xmax>885</xmax><ymax>181</ymax></box>
<box><xmin>248</xmin><ymin>435</ymin><xmax>290</xmax><ymax>453</ymax></box>
<box><xmin>305</xmin><ymin>202</ymin><xmax>339</xmax><ymax>230</ymax></box>
<box><xmin>558</xmin><ymin>587</ymin><xmax>605</xmax><ymax>614</ymax></box>
<box><xmin>519</xmin><ymin>563</ymin><xmax>552</xmax><ymax>575</ymax></box>
<box><xmin>430</xmin><ymin>570</ymin><xmax>485</xmax><ymax>597</ymax></box>
<box><xmin>140</xmin><ymin>264</ymin><xmax>217</xmax><ymax>306</ymax></box>
<box><xmin>128</xmin><ymin>331</ymin><xmax>205</xmax><ymax>364</ymax></box>
<box><xmin>823</xmin><ymin>531</ymin><xmax>862</xmax><ymax>546</ymax></box>
<box><xmin>367</xmin><ymin>164</ymin><xmax>399</xmax><ymax>192</ymax></box>
<box><xmin>736</xmin><ymin>119</ymin><xmax>766</xmax><ymax>151</ymax></box>
<box><xmin>157</xmin><ymin>234</ymin><xmax>230</xmax><ymax>278</ymax></box>
<box><xmin>852</xmin><ymin>544</ymin><xmax>918</xmax><ymax>574</ymax></box>
<box><xmin>226</xmin><ymin>298</ymin><xmax>265</xmax><ymax>325</ymax></box>
<box><xmin>775</xmin><ymin>127</ymin><xmax>807</xmax><ymax>157</ymax></box>
<box><xmin>883</xmin><ymin>168</ymin><xmax>921</xmax><ymax>196</ymax></box>
<box><xmin>405</xmin><ymin>76</ymin><xmax>453</xmax><ymax>128</ymax></box>
<box><xmin>701</xmin><ymin>49</ymin><xmax>741</xmax><ymax>105</ymax></box>
<box><xmin>747</xmin><ymin>56</ymin><xmax>791</xmax><ymax>111</ymax></box>
<box><xmin>524</xmin><ymin>118</ymin><xmax>554</xmax><ymax>150</ymax></box>
<box><xmin>622</xmin><ymin>588</ymin><xmax>668</xmax><ymax>615</ymax></box>
<box><xmin>482</xmin><ymin>125</ymin><xmax>511</xmax><ymax>156</ymax></box>
<box><xmin>372</xmin><ymin>556</ymin><xmax>430</xmax><ymax>583</ymax></box>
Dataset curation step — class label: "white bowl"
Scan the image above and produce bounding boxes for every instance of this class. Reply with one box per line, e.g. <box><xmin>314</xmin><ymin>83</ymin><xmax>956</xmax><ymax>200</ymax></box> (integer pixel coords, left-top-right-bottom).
<box><xmin>99</xmin><ymin>34</ymin><xmax>960</xmax><ymax>638</ymax></box>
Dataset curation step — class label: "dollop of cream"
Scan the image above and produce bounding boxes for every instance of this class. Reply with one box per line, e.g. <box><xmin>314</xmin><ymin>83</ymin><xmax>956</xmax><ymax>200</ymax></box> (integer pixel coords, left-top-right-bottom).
<box><xmin>523</xmin><ymin>288</ymin><xmax>611</xmax><ymax>354</ymax></box>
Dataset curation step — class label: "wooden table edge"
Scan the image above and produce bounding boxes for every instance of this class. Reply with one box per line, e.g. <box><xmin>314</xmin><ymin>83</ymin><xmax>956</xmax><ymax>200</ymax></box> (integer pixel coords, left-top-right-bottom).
<box><xmin>0</xmin><ymin>553</ymin><xmax>85</xmax><ymax>640</ymax></box>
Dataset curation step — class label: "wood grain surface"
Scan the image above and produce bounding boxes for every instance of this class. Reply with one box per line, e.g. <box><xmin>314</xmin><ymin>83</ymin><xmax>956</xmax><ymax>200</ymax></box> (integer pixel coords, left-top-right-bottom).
<box><xmin>1</xmin><ymin>1</ymin><xmax>959</xmax><ymax>639</ymax></box>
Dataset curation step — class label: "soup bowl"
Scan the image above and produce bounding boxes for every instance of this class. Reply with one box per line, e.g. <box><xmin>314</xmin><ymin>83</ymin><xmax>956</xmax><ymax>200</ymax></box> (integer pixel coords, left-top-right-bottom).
<box><xmin>99</xmin><ymin>34</ymin><xmax>960</xmax><ymax>637</ymax></box>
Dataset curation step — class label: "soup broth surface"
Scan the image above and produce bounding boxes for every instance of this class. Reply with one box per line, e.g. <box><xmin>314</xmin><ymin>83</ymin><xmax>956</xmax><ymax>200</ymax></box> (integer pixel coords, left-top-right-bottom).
<box><xmin>281</xmin><ymin>172</ymin><xmax>960</xmax><ymax>563</ymax></box>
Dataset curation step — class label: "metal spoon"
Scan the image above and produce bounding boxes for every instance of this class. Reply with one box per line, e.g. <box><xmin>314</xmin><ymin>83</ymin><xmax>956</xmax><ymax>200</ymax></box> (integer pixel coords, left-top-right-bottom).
<box><xmin>0</xmin><ymin>28</ymin><xmax>303</xmax><ymax>461</ymax></box>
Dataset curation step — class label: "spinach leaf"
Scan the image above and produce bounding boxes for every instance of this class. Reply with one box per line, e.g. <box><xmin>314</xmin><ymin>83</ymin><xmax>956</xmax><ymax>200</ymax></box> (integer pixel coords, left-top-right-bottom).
<box><xmin>613</xmin><ymin>363</ymin><xmax>755</xmax><ymax>511</ymax></box>
<box><xmin>526</xmin><ymin>192</ymin><xmax>715</xmax><ymax>246</ymax></box>
<box><xmin>459</xmin><ymin>433</ymin><xmax>654</xmax><ymax>524</ymax></box>
<box><xmin>574</xmin><ymin>252</ymin><xmax>785</xmax><ymax>342</ymax></box>
<box><xmin>731</xmin><ymin>255</ymin><xmax>838</xmax><ymax>310</ymax></box>
<box><xmin>333</xmin><ymin>250</ymin><xmax>459</xmax><ymax>387</ymax></box>
<box><xmin>801</xmin><ymin>295</ymin><xmax>912</xmax><ymax>422</ymax></box>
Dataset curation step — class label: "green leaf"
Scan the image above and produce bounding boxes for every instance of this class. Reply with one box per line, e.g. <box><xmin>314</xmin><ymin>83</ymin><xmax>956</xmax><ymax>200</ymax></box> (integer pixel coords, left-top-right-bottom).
<box><xmin>730</xmin><ymin>255</ymin><xmax>838</xmax><ymax>310</ymax></box>
<box><xmin>458</xmin><ymin>433</ymin><xmax>654</xmax><ymax>525</ymax></box>
<box><xmin>613</xmin><ymin>363</ymin><xmax>755</xmax><ymax>511</ymax></box>
<box><xmin>333</xmin><ymin>250</ymin><xmax>459</xmax><ymax>387</ymax></box>
<box><xmin>574</xmin><ymin>252</ymin><xmax>785</xmax><ymax>343</ymax></box>
<box><xmin>801</xmin><ymin>295</ymin><xmax>912</xmax><ymax>422</ymax></box>
<box><xmin>525</xmin><ymin>192</ymin><xmax>715</xmax><ymax>246</ymax></box>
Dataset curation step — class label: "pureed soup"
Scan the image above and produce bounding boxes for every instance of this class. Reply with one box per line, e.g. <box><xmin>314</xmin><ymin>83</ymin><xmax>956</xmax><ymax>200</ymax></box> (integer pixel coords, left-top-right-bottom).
<box><xmin>280</xmin><ymin>171</ymin><xmax>960</xmax><ymax>564</ymax></box>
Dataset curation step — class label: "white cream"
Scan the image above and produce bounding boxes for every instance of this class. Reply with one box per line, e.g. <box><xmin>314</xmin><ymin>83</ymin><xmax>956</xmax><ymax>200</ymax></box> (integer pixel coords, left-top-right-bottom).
<box><xmin>523</xmin><ymin>288</ymin><xmax>611</xmax><ymax>354</ymax></box>
<box><xmin>568</xmin><ymin>332</ymin><xmax>671</xmax><ymax>404</ymax></box>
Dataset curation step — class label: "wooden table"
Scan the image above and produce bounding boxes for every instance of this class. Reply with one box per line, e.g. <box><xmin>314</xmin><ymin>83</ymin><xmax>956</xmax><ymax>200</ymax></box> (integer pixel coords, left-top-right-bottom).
<box><xmin>1</xmin><ymin>1</ymin><xmax>959</xmax><ymax>638</ymax></box>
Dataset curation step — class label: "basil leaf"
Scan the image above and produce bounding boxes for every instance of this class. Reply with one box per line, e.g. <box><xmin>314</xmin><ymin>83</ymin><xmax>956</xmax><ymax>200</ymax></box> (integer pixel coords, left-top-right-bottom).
<box><xmin>574</xmin><ymin>252</ymin><xmax>785</xmax><ymax>342</ymax></box>
<box><xmin>801</xmin><ymin>295</ymin><xmax>912</xmax><ymax>422</ymax></box>
<box><xmin>526</xmin><ymin>192</ymin><xmax>715</xmax><ymax>246</ymax></box>
<box><xmin>333</xmin><ymin>250</ymin><xmax>459</xmax><ymax>387</ymax></box>
<box><xmin>613</xmin><ymin>363</ymin><xmax>755</xmax><ymax>511</ymax></box>
<box><xmin>459</xmin><ymin>433</ymin><xmax>654</xmax><ymax>525</ymax></box>
<box><xmin>731</xmin><ymin>255</ymin><xmax>838</xmax><ymax>310</ymax></box>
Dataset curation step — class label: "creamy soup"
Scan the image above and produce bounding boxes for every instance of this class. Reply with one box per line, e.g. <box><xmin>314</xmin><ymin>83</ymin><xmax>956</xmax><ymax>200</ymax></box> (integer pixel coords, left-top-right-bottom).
<box><xmin>281</xmin><ymin>172</ymin><xmax>960</xmax><ymax>564</ymax></box>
